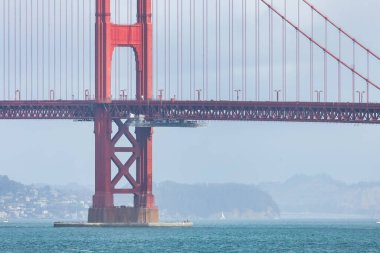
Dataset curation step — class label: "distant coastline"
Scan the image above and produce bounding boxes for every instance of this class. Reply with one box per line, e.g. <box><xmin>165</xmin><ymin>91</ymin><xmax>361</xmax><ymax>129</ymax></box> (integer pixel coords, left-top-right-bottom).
<box><xmin>1</xmin><ymin>174</ymin><xmax>380</xmax><ymax>221</ymax></box>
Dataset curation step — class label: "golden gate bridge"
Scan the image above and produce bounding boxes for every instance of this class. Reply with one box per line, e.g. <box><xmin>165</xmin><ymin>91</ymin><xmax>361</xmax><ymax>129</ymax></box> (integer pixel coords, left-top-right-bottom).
<box><xmin>1</xmin><ymin>0</ymin><xmax>380</xmax><ymax>224</ymax></box>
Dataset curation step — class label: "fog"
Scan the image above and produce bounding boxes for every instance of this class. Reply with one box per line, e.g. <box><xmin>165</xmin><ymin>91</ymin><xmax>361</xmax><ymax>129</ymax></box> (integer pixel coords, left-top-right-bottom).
<box><xmin>1</xmin><ymin>0</ymin><xmax>380</xmax><ymax>186</ymax></box>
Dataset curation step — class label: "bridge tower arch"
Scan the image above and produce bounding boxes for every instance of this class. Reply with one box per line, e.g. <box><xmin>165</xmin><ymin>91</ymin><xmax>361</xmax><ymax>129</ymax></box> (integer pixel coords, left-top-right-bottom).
<box><xmin>89</xmin><ymin>0</ymin><xmax>157</xmax><ymax>224</ymax></box>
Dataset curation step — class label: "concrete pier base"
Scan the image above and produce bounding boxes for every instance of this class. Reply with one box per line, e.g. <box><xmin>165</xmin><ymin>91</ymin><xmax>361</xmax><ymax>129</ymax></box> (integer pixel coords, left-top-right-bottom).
<box><xmin>88</xmin><ymin>207</ymin><xmax>159</xmax><ymax>224</ymax></box>
<box><xmin>53</xmin><ymin>221</ymin><xmax>193</xmax><ymax>228</ymax></box>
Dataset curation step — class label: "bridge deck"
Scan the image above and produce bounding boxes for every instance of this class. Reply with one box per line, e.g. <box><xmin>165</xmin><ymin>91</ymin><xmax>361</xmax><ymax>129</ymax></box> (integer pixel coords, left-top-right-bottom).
<box><xmin>0</xmin><ymin>100</ymin><xmax>379</xmax><ymax>124</ymax></box>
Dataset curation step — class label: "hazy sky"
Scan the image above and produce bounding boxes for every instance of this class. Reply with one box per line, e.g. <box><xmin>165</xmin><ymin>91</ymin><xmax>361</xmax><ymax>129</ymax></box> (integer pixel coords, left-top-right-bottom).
<box><xmin>1</xmin><ymin>0</ymin><xmax>380</xmax><ymax>186</ymax></box>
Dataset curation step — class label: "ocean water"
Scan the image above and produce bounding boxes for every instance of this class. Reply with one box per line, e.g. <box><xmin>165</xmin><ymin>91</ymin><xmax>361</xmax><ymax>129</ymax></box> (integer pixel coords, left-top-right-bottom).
<box><xmin>0</xmin><ymin>220</ymin><xmax>379</xmax><ymax>252</ymax></box>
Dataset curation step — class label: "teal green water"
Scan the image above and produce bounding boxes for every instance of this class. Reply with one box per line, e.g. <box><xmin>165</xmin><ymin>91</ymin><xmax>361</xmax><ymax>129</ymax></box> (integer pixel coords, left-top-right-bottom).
<box><xmin>0</xmin><ymin>220</ymin><xmax>379</xmax><ymax>252</ymax></box>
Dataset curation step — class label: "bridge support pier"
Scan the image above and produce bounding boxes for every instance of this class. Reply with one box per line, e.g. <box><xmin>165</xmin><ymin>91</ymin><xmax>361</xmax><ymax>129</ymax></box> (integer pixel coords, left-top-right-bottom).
<box><xmin>89</xmin><ymin>106</ymin><xmax>158</xmax><ymax>224</ymax></box>
<box><xmin>90</xmin><ymin>0</ymin><xmax>157</xmax><ymax>224</ymax></box>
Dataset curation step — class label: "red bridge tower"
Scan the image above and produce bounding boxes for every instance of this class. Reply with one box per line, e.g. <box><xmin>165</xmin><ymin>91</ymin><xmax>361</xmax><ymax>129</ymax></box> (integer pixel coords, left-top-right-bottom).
<box><xmin>88</xmin><ymin>0</ymin><xmax>158</xmax><ymax>223</ymax></box>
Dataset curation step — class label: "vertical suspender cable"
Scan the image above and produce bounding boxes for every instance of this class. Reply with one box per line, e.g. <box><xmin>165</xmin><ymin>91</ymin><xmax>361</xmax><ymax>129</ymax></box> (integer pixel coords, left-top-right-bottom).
<box><xmin>218</xmin><ymin>0</ymin><xmax>221</xmax><ymax>99</ymax></box>
<box><xmin>169</xmin><ymin>0</ymin><xmax>171</xmax><ymax>99</ymax></box>
<box><xmin>176</xmin><ymin>0</ymin><xmax>179</xmax><ymax>98</ymax></box>
<box><xmin>125</xmin><ymin>0</ymin><xmax>128</xmax><ymax>98</ymax></box>
<box><xmin>296</xmin><ymin>0</ymin><xmax>300</xmax><ymax>101</ymax></box>
<box><xmin>242</xmin><ymin>0</ymin><xmax>245</xmax><ymax>100</ymax></box>
<box><xmin>83</xmin><ymin>0</ymin><xmax>85</xmax><ymax>99</ymax></box>
<box><xmin>367</xmin><ymin>51</ymin><xmax>369</xmax><ymax>103</ymax></box>
<box><xmin>14</xmin><ymin>0</ymin><xmax>16</xmax><ymax>99</ymax></box>
<box><xmin>65</xmin><ymin>0</ymin><xmax>68</xmax><ymax>99</ymax></box>
<box><xmin>189</xmin><ymin>0</ymin><xmax>192</xmax><ymax>100</ymax></box>
<box><xmin>13</xmin><ymin>0</ymin><xmax>20</xmax><ymax>100</ymax></box>
<box><xmin>19</xmin><ymin>0</ymin><xmax>21</xmax><ymax>99</ymax></box>
<box><xmin>202</xmin><ymin>0</ymin><xmax>205</xmax><ymax>100</ymax></box>
<box><xmin>192</xmin><ymin>0</ymin><xmax>196</xmax><ymax>98</ymax></box>
<box><xmin>26</xmin><ymin>0</ymin><xmax>28</xmax><ymax>99</ymax></box>
<box><xmin>113</xmin><ymin>0</ymin><xmax>116</xmax><ymax>99</ymax></box>
<box><xmin>54</xmin><ymin>0</ymin><xmax>56</xmax><ymax>98</ymax></box>
<box><xmin>3</xmin><ymin>0</ymin><xmax>5</xmax><ymax>100</ymax></box>
<box><xmin>269</xmin><ymin>1</ymin><xmax>272</xmax><ymax>101</ymax></box>
<box><xmin>215</xmin><ymin>0</ymin><xmax>218</xmax><ymax>100</ymax></box>
<box><xmin>118</xmin><ymin>0</ymin><xmax>120</xmax><ymax>98</ymax></box>
<box><xmin>228</xmin><ymin>0</ymin><xmax>231</xmax><ymax>100</ymax></box>
<box><xmin>244</xmin><ymin>0</ymin><xmax>247</xmax><ymax>101</ymax></box>
<box><xmin>155</xmin><ymin>0</ymin><xmax>158</xmax><ymax>98</ymax></box>
<box><xmin>42</xmin><ymin>0</ymin><xmax>44</xmax><ymax>99</ymax></box>
<box><xmin>282</xmin><ymin>1</ymin><xmax>285</xmax><ymax>101</ymax></box>
<box><xmin>164</xmin><ymin>0</ymin><xmax>167</xmax><ymax>99</ymax></box>
<box><xmin>77</xmin><ymin>0</ymin><xmax>79</xmax><ymax>99</ymax></box>
<box><xmin>48</xmin><ymin>0</ymin><xmax>50</xmax><ymax>98</ymax></box>
<box><xmin>114</xmin><ymin>1</ymin><xmax>117</xmax><ymax>99</ymax></box>
<box><xmin>338</xmin><ymin>29</ymin><xmax>341</xmax><ymax>102</ymax></box>
<box><xmin>324</xmin><ymin>18</ymin><xmax>327</xmax><ymax>102</ymax></box>
<box><xmin>127</xmin><ymin>0</ymin><xmax>130</xmax><ymax>98</ymax></box>
<box><xmin>180</xmin><ymin>0</ymin><xmax>183</xmax><ymax>100</ymax></box>
<box><xmin>7</xmin><ymin>0</ymin><xmax>10</xmax><ymax>100</ymax></box>
<box><xmin>283</xmin><ymin>0</ymin><xmax>286</xmax><ymax>101</ymax></box>
<box><xmin>36</xmin><ymin>0</ymin><xmax>39</xmax><ymax>99</ymax></box>
<box><xmin>130</xmin><ymin>1</ymin><xmax>133</xmax><ymax>98</ymax></box>
<box><xmin>231</xmin><ymin>1</ymin><xmax>234</xmax><ymax>100</ymax></box>
<box><xmin>257</xmin><ymin>0</ymin><xmax>260</xmax><ymax>101</ymax></box>
<box><xmin>114</xmin><ymin>1</ymin><xmax>116</xmax><ymax>99</ymax></box>
<box><xmin>71</xmin><ymin>0</ymin><xmax>73</xmax><ymax>99</ymax></box>
<box><xmin>352</xmin><ymin>41</ymin><xmax>355</xmax><ymax>102</ymax></box>
<box><xmin>60</xmin><ymin>0</ymin><xmax>62</xmax><ymax>99</ymax></box>
<box><xmin>36</xmin><ymin>0</ymin><xmax>38</xmax><ymax>99</ymax></box>
<box><xmin>130</xmin><ymin>2</ymin><xmax>133</xmax><ymax>98</ymax></box>
<box><xmin>255</xmin><ymin>0</ymin><xmax>258</xmax><ymax>101</ymax></box>
<box><xmin>206</xmin><ymin>0</ymin><xmax>208</xmax><ymax>100</ymax></box>
<box><xmin>29</xmin><ymin>0</ymin><xmax>34</xmax><ymax>99</ymax></box>
<box><xmin>4</xmin><ymin>0</ymin><xmax>7</xmax><ymax>99</ymax></box>
<box><xmin>89</xmin><ymin>0</ymin><xmax>92</xmax><ymax>99</ymax></box>
<box><xmin>310</xmin><ymin>7</ymin><xmax>314</xmax><ymax>101</ymax></box>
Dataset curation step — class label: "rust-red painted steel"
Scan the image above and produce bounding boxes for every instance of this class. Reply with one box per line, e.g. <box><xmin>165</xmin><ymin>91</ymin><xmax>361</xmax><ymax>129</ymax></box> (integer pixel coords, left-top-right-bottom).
<box><xmin>1</xmin><ymin>100</ymin><xmax>380</xmax><ymax>124</ymax></box>
<box><xmin>94</xmin><ymin>0</ymin><xmax>154</xmax><ymax>210</ymax></box>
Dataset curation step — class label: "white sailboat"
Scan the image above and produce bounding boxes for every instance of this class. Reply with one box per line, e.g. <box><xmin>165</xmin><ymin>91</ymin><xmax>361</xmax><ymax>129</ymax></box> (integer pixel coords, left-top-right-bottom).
<box><xmin>220</xmin><ymin>211</ymin><xmax>226</xmax><ymax>220</ymax></box>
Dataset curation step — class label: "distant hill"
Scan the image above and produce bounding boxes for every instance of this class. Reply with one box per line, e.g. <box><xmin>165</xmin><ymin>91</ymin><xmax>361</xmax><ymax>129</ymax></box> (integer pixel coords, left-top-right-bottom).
<box><xmin>0</xmin><ymin>175</ymin><xmax>280</xmax><ymax>220</ymax></box>
<box><xmin>0</xmin><ymin>175</ymin><xmax>92</xmax><ymax>220</ymax></box>
<box><xmin>0</xmin><ymin>175</ymin><xmax>26</xmax><ymax>194</ymax></box>
<box><xmin>154</xmin><ymin>182</ymin><xmax>280</xmax><ymax>220</ymax></box>
<box><xmin>259</xmin><ymin>174</ymin><xmax>380</xmax><ymax>218</ymax></box>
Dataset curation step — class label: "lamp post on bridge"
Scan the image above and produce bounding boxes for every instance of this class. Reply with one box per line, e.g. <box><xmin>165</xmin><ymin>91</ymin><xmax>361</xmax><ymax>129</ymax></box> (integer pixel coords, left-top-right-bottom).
<box><xmin>273</xmin><ymin>89</ymin><xmax>281</xmax><ymax>102</ymax></box>
<box><xmin>196</xmin><ymin>89</ymin><xmax>202</xmax><ymax>101</ymax></box>
<box><xmin>15</xmin><ymin>90</ymin><xmax>21</xmax><ymax>101</ymax></box>
<box><xmin>314</xmin><ymin>90</ymin><xmax>323</xmax><ymax>102</ymax></box>
<box><xmin>119</xmin><ymin>89</ymin><xmax>127</xmax><ymax>100</ymax></box>
<box><xmin>234</xmin><ymin>89</ymin><xmax>241</xmax><ymax>101</ymax></box>
<box><xmin>158</xmin><ymin>89</ymin><xmax>164</xmax><ymax>101</ymax></box>
<box><xmin>356</xmin><ymin>90</ymin><xmax>366</xmax><ymax>103</ymax></box>
<box><xmin>50</xmin><ymin>90</ymin><xmax>55</xmax><ymax>101</ymax></box>
<box><xmin>85</xmin><ymin>89</ymin><xmax>90</xmax><ymax>100</ymax></box>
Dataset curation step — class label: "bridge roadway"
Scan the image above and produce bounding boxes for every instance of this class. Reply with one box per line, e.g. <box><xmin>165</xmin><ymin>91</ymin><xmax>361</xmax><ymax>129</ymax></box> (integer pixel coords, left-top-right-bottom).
<box><xmin>0</xmin><ymin>100</ymin><xmax>379</xmax><ymax>124</ymax></box>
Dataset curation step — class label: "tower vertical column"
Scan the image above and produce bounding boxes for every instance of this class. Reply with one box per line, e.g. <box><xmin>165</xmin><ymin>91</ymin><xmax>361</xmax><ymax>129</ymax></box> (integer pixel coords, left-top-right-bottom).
<box><xmin>136</xmin><ymin>0</ymin><xmax>153</xmax><ymax>100</ymax></box>
<box><xmin>135</xmin><ymin>0</ymin><xmax>155</xmax><ymax>209</ymax></box>
<box><xmin>92</xmin><ymin>0</ymin><xmax>113</xmax><ymax>209</ymax></box>
<box><xmin>95</xmin><ymin>0</ymin><xmax>112</xmax><ymax>103</ymax></box>
<box><xmin>92</xmin><ymin>107</ymin><xmax>113</xmax><ymax>208</ymax></box>
<box><xmin>135</xmin><ymin>127</ymin><xmax>155</xmax><ymax>208</ymax></box>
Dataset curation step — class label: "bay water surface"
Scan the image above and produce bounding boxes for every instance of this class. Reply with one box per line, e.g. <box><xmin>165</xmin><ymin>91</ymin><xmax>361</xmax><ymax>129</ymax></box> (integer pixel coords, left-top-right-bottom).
<box><xmin>0</xmin><ymin>220</ymin><xmax>379</xmax><ymax>252</ymax></box>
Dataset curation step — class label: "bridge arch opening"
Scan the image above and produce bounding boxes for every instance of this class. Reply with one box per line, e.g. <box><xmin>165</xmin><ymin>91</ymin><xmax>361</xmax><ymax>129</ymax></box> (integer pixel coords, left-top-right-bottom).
<box><xmin>110</xmin><ymin>0</ymin><xmax>138</xmax><ymax>25</ymax></box>
<box><xmin>111</xmin><ymin>47</ymin><xmax>137</xmax><ymax>100</ymax></box>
